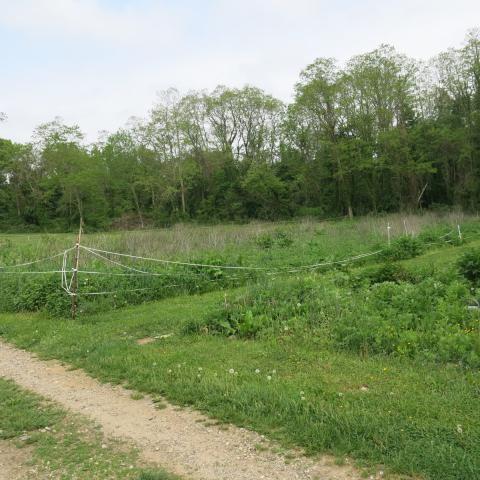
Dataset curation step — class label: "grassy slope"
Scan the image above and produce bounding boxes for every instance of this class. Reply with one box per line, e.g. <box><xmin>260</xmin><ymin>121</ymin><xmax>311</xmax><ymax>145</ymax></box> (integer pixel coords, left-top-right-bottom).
<box><xmin>0</xmin><ymin>280</ymin><xmax>479</xmax><ymax>479</ymax></box>
<box><xmin>0</xmin><ymin>377</ymin><xmax>179</xmax><ymax>480</ymax></box>
<box><xmin>1</xmin><ymin>218</ymin><xmax>480</xmax><ymax>480</ymax></box>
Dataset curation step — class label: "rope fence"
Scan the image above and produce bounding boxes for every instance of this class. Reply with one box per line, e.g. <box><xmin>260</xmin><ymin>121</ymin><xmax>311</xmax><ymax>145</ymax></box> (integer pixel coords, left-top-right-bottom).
<box><xmin>0</xmin><ymin>224</ymin><xmax>471</xmax><ymax>302</ymax></box>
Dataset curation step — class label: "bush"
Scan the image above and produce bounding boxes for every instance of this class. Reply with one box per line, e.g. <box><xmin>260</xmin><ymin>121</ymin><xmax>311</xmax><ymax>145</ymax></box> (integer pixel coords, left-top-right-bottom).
<box><xmin>183</xmin><ymin>277</ymin><xmax>328</xmax><ymax>338</ymax></box>
<box><xmin>458</xmin><ymin>249</ymin><xmax>480</xmax><ymax>285</ymax></box>
<box><xmin>382</xmin><ymin>236</ymin><xmax>424</xmax><ymax>260</ymax></box>
<box><xmin>187</xmin><ymin>269</ymin><xmax>480</xmax><ymax>368</ymax></box>
<box><xmin>361</xmin><ymin>263</ymin><xmax>416</xmax><ymax>285</ymax></box>
<box><xmin>332</xmin><ymin>278</ymin><xmax>480</xmax><ymax>367</ymax></box>
<box><xmin>255</xmin><ymin>230</ymin><xmax>293</xmax><ymax>249</ymax></box>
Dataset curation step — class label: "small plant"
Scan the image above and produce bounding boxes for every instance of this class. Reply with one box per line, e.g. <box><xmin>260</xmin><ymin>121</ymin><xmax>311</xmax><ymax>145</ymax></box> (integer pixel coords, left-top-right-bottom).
<box><xmin>363</xmin><ymin>263</ymin><xmax>415</xmax><ymax>284</ymax></box>
<box><xmin>458</xmin><ymin>249</ymin><xmax>480</xmax><ymax>285</ymax></box>
<box><xmin>382</xmin><ymin>236</ymin><xmax>424</xmax><ymax>260</ymax></box>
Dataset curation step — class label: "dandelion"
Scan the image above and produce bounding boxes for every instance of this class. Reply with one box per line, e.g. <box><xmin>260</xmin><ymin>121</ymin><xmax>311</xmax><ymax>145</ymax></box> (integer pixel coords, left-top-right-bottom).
<box><xmin>456</xmin><ymin>424</ymin><xmax>463</xmax><ymax>434</ymax></box>
<box><xmin>337</xmin><ymin>392</ymin><xmax>344</xmax><ymax>397</ymax></box>
<box><xmin>255</xmin><ymin>369</ymin><xmax>260</xmax><ymax>374</ymax></box>
<box><xmin>229</xmin><ymin>368</ymin><xmax>235</xmax><ymax>374</ymax></box>
<box><xmin>167</xmin><ymin>369</ymin><xmax>172</xmax><ymax>374</ymax></box>
<box><xmin>301</xmin><ymin>396</ymin><xmax>306</xmax><ymax>401</ymax></box>
<box><xmin>300</xmin><ymin>391</ymin><xmax>305</xmax><ymax>395</ymax></box>
<box><xmin>198</xmin><ymin>367</ymin><xmax>203</xmax><ymax>371</ymax></box>
<box><xmin>272</xmin><ymin>369</ymin><xmax>276</xmax><ymax>374</ymax></box>
<box><xmin>197</xmin><ymin>374</ymin><xmax>201</xmax><ymax>378</ymax></box>
<box><xmin>267</xmin><ymin>375</ymin><xmax>272</xmax><ymax>381</ymax></box>
<box><xmin>296</xmin><ymin>303</ymin><xmax>302</xmax><ymax>307</ymax></box>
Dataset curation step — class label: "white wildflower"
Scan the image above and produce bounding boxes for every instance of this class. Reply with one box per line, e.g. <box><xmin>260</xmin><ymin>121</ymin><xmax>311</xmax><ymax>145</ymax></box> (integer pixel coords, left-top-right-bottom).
<box><xmin>229</xmin><ymin>368</ymin><xmax>235</xmax><ymax>374</ymax></box>
<box><xmin>255</xmin><ymin>369</ymin><xmax>260</xmax><ymax>374</ymax></box>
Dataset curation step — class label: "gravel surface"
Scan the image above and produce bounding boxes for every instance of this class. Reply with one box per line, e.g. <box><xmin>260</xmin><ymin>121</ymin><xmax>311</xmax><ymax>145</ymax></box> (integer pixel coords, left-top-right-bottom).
<box><xmin>0</xmin><ymin>340</ymin><xmax>362</xmax><ymax>480</ymax></box>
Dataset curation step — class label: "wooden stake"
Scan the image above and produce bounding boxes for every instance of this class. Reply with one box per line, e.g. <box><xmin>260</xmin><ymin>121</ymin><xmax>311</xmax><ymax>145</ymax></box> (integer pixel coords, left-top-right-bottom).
<box><xmin>71</xmin><ymin>218</ymin><xmax>83</xmax><ymax>320</ymax></box>
<box><xmin>387</xmin><ymin>222</ymin><xmax>391</xmax><ymax>246</ymax></box>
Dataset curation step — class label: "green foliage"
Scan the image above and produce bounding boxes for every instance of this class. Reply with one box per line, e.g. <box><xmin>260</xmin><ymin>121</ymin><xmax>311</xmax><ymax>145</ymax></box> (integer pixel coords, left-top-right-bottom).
<box><xmin>1</xmin><ymin>31</ymin><xmax>480</xmax><ymax>228</ymax></box>
<box><xmin>382</xmin><ymin>235</ymin><xmax>424</xmax><ymax>260</ymax></box>
<box><xmin>360</xmin><ymin>262</ymin><xmax>416</xmax><ymax>284</ymax></box>
<box><xmin>332</xmin><ymin>278</ymin><xmax>480</xmax><ymax>367</ymax></box>
<box><xmin>255</xmin><ymin>229</ymin><xmax>293</xmax><ymax>249</ymax></box>
<box><xmin>1</xmin><ymin>283</ymin><xmax>479</xmax><ymax>480</ymax></box>
<box><xmin>458</xmin><ymin>248</ymin><xmax>480</xmax><ymax>285</ymax></box>
<box><xmin>191</xmin><ymin>267</ymin><xmax>480</xmax><ymax>367</ymax></box>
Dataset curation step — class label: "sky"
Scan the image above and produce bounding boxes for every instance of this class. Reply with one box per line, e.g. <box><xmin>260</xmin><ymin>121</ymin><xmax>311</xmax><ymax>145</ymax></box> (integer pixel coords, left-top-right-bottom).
<box><xmin>0</xmin><ymin>0</ymin><xmax>479</xmax><ymax>143</ymax></box>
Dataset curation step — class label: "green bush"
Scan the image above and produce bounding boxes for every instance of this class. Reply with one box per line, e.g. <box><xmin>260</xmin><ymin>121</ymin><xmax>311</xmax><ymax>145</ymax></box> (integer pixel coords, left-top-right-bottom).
<box><xmin>184</xmin><ymin>277</ymin><xmax>328</xmax><ymax>338</ymax></box>
<box><xmin>332</xmin><ymin>278</ymin><xmax>480</xmax><ymax>367</ymax></box>
<box><xmin>382</xmin><ymin>236</ymin><xmax>424</xmax><ymax>260</ymax></box>
<box><xmin>188</xmin><ymin>270</ymin><xmax>480</xmax><ymax>367</ymax></box>
<box><xmin>458</xmin><ymin>248</ymin><xmax>480</xmax><ymax>285</ymax></box>
<box><xmin>361</xmin><ymin>262</ymin><xmax>416</xmax><ymax>285</ymax></box>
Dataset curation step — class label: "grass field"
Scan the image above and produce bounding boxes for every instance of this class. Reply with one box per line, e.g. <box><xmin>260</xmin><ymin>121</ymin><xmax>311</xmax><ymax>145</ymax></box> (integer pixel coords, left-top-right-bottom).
<box><xmin>1</xmin><ymin>213</ymin><xmax>480</xmax><ymax>479</ymax></box>
<box><xmin>0</xmin><ymin>377</ymin><xmax>179</xmax><ymax>479</ymax></box>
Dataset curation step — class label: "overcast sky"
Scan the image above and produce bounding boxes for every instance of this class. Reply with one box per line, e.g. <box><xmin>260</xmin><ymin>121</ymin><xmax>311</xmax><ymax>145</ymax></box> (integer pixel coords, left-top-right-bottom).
<box><xmin>1</xmin><ymin>0</ymin><xmax>479</xmax><ymax>143</ymax></box>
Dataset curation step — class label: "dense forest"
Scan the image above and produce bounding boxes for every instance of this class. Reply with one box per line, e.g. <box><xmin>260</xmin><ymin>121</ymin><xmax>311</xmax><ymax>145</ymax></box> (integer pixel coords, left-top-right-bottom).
<box><xmin>1</xmin><ymin>29</ymin><xmax>480</xmax><ymax>230</ymax></box>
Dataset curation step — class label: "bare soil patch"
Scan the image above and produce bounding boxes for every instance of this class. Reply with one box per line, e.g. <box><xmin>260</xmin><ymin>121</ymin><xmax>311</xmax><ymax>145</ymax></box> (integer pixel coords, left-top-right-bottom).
<box><xmin>0</xmin><ymin>340</ymin><xmax>363</xmax><ymax>480</ymax></box>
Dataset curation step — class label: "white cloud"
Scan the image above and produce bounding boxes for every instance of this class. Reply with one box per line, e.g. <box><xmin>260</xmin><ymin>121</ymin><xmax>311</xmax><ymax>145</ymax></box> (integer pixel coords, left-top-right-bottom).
<box><xmin>0</xmin><ymin>0</ymin><xmax>478</xmax><ymax>142</ymax></box>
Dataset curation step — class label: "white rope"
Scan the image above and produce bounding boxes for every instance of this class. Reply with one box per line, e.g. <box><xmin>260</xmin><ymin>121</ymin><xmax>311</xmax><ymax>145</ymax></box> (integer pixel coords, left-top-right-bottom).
<box><xmin>78</xmin><ymin>284</ymin><xmax>179</xmax><ymax>296</ymax></box>
<box><xmin>81</xmin><ymin>246</ymin><xmax>268</xmax><ymax>271</ymax></box>
<box><xmin>81</xmin><ymin>245</ymin><xmax>383</xmax><ymax>273</ymax></box>
<box><xmin>81</xmin><ymin>246</ymin><xmax>173</xmax><ymax>276</ymax></box>
<box><xmin>0</xmin><ymin>270</ymin><xmax>64</xmax><ymax>274</ymax></box>
<box><xmin>267</xmin><ymin>250</ymin><xmax>384</xmax><ymax>275</ymax></box>
<box><xmin>0</xmin><ymin>250</ymin><xmax>72</xmax><ymax>269</ymax></box>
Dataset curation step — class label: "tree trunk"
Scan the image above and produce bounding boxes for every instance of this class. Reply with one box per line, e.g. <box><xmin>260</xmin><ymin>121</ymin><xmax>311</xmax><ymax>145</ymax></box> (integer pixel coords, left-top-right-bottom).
<box><xmin>131</xmin><ymin>185</ymin><xmax>144</xmax><ymax>228</ymax></box>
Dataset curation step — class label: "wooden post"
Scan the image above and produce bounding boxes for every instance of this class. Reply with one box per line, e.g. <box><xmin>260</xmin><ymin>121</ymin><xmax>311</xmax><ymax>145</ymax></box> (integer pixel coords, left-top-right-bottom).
<box><xmin>457</xmin><ymin>224</ymin><xmax>463</xmax><ymax>242</ymax></box>
<box><xmin>71</xmin><ymin>218</ymin><xmax>83</xmax><ymax>320</ymax></box>
<box><xmin>387</xmin><ymin>222</ymin><xmax>391</xmax><ymax>246</ymax></box>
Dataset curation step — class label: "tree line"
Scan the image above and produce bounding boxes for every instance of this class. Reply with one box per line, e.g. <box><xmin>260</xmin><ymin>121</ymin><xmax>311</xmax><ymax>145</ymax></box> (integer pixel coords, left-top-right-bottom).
<box><xmin>1</xmin><ymin>29</ymin><xmax>479</xmax><ymax>230</ymax></box>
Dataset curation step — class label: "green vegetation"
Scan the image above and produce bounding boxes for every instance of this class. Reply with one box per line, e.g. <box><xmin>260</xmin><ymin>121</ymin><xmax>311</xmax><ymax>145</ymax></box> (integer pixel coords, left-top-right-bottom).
<box><xmin>1</xmin><ymin>30</ymin><xmax>480</xmax><ymax>230</ymax></box>
<box><xmin>1</xmin><ymin>218</ymin><xmax>480</xmax><ymax>479</ymax></box>
<box><xmin>0</xmin><ymin>377</ymin><xmax>179</xmax><ymax>479</ymax></box>
<box><xmin>1</xmin><ymin>213</ymin><xmax>477</xmax><ymax>316</ymax></box>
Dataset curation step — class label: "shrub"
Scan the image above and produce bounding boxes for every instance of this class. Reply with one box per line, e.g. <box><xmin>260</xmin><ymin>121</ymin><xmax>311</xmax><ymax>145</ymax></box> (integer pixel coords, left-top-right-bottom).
<box><xmin>362</xmin><ymin>263</ymin><xmax>415</xmax><ymax>285</ymax></box>
<box><xmin>382</xmin><ymin>236</ymin><xmax>424</xmax><ymax>260</ymax></box>
<box><xmin>255</xmin><ymin>230</ymin><xmax>293</xmax><ymax>249</ymax></box>
<box><xmin>458</xmin><ymin>249</ymin><xmax>480</xmax><ymax>285</ymax></box>
<box><xmin>183</xmin><ymin>277</ymin><xmax>328</xmax><ymax>338</ymax></box>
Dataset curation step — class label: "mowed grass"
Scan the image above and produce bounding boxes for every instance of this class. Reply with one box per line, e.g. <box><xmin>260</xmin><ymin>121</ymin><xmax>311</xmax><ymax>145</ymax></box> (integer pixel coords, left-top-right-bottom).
<box><xmin>0</xmin><ymin>377</ymin><xmax>179</xmax><ymax>480</ymax></box>
<box><xmin>0</xmin><ymin>279</ymin><xmax>479</xmax><ymax>479</ymax></box>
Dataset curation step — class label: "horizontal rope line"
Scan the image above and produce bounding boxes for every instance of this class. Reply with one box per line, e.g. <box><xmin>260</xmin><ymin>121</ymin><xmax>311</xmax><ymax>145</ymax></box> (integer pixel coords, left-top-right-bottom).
<box><xmin>0</xmin><ymin>270</ymin><xmax>64</xmax><ymax>275</ymax></box>
<box><xmin>0</xmin><ymin>249</ymin><xmax>72</xmax><ymax>269</ymax></box>
<box><xmin>78</xmin><ymin>284</ymin><xmax>180</xmax><ymax>296</ymax></box>
<box><xmin>80</xmin><ymin>245</ymin><xmax>268</xmax><ymax>271</ymax></box>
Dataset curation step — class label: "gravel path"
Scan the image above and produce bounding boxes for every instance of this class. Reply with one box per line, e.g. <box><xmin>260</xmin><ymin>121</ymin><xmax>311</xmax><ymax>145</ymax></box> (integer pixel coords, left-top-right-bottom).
<box><xmin>0</xmin><ymin>340</ymin><xmax>362</xmax><ymax>480</ymax></box>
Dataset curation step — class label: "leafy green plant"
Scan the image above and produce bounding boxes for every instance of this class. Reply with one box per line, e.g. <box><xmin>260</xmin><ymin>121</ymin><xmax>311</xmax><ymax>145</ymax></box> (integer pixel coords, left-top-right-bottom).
<box><xmin>382</xmin><ymin>236</ymin><xmax>424</xmax><ymax>260</ymax></box>
<box><xmin>458</xmin><ymin>248</ymin><xmax>480</xmax><ymax>285</ymax></box>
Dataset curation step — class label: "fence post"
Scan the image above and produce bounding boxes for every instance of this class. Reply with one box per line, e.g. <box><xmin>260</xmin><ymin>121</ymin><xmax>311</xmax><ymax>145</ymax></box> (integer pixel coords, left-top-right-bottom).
<box><xmin>387</xmin><ymin>222</ymin><xmax>391</xmax><ymax>246</ymax></box>
<box><xmin>457</xmin><ymin>224</ymin><xmax>463</xmax><ymax>242</ymax></box>
<box><xmin>71</xmin><ymin>218</ymin><xmax>83</xmax><ymax>320</ymax></box>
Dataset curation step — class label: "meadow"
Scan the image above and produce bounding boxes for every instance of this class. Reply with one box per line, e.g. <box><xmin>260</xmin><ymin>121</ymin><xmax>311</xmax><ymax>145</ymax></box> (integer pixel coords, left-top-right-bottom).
<box><xmin>1</xmin><ymin>212</ymin><xmax>480</xmax><ymax>479</ymax></box>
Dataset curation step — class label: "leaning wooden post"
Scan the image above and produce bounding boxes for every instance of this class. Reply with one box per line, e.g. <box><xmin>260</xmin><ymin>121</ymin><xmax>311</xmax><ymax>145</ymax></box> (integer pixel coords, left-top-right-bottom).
<box><xmin>457</xmin><ymin>224</ymin><xmax>463</xmax><ymax>242</ymax></box>
<box><xmin>71</xmin><ymin>218</ymin><xmax>83</xmax><ymax>320</ymax></box>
